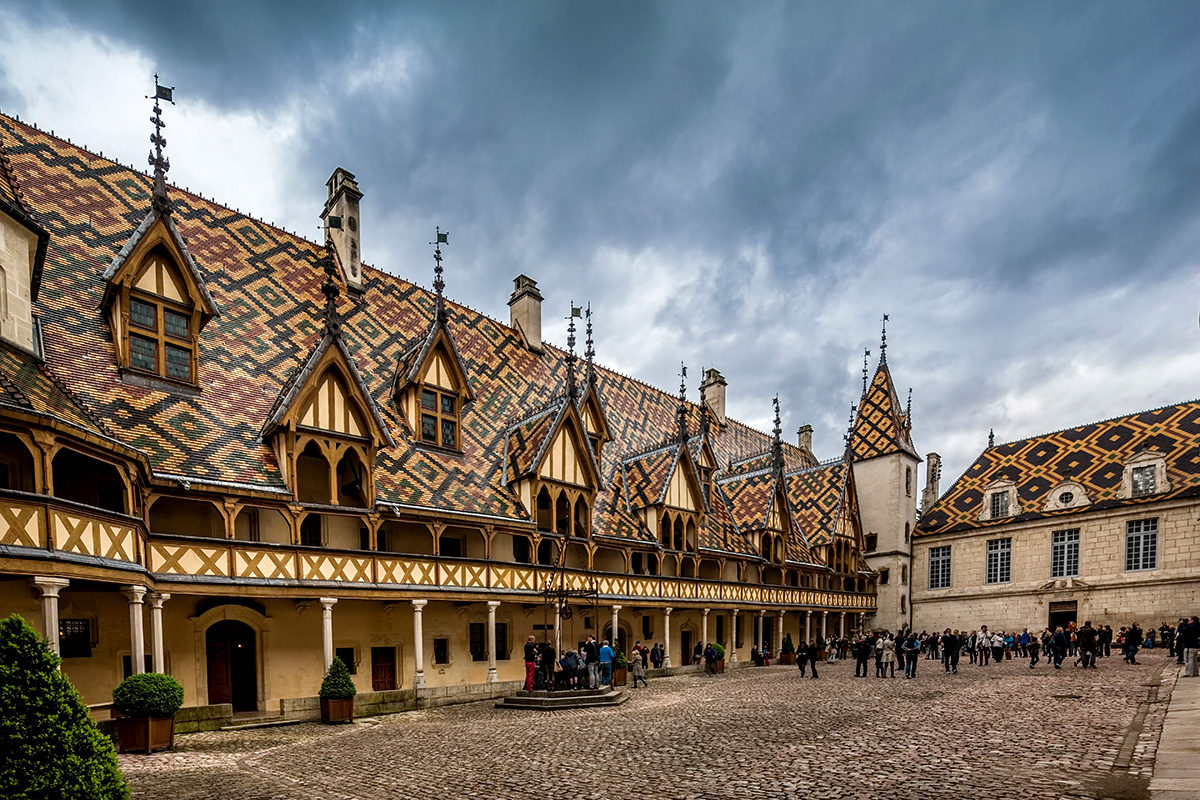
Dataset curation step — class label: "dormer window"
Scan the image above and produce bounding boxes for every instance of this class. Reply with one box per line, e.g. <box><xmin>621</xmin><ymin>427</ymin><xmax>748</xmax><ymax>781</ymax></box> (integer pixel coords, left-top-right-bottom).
<box><xmin>127</xmin><ymin>291</ymin><xmax>196</xmax><ymax>382</ymax></box>
<box><xmin>990</xmin><ymin>491</ymin><xmax>1009</xmax><ymax>519</ymax></box>
<box><xmin>1131</xmin><ymin>465</ymin><xmax>1155</xmax><ymax>497</ymax></box>
<box><xmin>979</xmin><ymin>478</ymin><xmax>1020</xmax><ymax>522</ymax></box>
<box><xmin>1118</xmin><ymin>450</ymin><xmax>1169</xmax><ymax>500</ymax></box>
<box><xmin>420</xmin><ymin>387</ymin><xmax>458</xmax><ymax>448</ymax></box>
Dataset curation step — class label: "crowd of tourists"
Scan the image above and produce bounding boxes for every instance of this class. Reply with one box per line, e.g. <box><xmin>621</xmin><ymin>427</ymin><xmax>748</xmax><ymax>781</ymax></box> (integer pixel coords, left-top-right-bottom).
<box><xmin>523</xmin><ymin>635</ymin><xmax>667</xmax><ymax>691</ymax></box>
<box><xmin>818</xmin><ymin>615</ymin><xmax>1200</xmax><ymax>679</ymax></box>
<box><xmin>520</xmin><ymin>614</ymin><xmax>1199</xmax><ymax>692</ymax></box>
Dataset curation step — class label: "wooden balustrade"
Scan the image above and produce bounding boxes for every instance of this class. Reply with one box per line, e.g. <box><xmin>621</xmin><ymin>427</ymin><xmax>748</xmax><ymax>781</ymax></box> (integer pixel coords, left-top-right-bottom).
<box><xmin>0</xmin><ymin>497</ymin><xmax>875</xmax><ymax>612</ymax></box>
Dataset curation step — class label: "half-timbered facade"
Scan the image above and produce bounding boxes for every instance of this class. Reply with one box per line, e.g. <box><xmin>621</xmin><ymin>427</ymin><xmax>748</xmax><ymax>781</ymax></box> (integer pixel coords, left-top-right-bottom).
<box><xmin>0</xmin><ymin>109</ymin><xmax>879</xmax><ymax>719</ymax></box>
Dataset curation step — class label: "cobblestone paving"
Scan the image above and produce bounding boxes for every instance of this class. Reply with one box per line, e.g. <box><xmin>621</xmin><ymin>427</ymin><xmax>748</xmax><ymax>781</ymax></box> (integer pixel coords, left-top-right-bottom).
<box><xmin>120</xmin><ymin>653</ymin><xmax>1178</xmax><ymax>800</ymax></box>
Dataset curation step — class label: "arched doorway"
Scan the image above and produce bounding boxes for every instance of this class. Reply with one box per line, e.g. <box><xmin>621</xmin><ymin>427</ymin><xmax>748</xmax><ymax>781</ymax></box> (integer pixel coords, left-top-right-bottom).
<box><xmin>206</xmin><ymin>620</ymin><xmax>257</xmax><ymax>712</ymax></box>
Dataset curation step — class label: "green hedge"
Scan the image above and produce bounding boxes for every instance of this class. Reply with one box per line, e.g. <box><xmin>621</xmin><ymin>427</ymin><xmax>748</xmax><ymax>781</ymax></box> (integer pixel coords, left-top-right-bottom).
<box><xmin>112</xmin><ymin>672</ymin><xmax>184</xmax><ymax>718</ymax></box>
<box><xmin>0</xmin><ymin>614</ymin><xmax>128</xmax><ymax>800</ymax></box>
<box><xmin>319</xmin><ymin>658</ymin><xmax>357</xmax><ymax>699</ymax></box>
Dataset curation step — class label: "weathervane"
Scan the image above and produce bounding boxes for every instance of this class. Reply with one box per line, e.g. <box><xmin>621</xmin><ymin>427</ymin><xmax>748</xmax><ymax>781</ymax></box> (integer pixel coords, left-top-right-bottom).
<box><xmin>565</xmin><ymin>303</ymin><xmax>582</xmax><ymax>401</ymax></box>
<box><xmin>862</xmin><ymin>348</ymin><xmax>871</xmax><ymax>394</ymax></box>
<box><xmin>147</xmin><ymin>74</ymin><xmax>174</xmax><ymax>215</ymax></box>
<box><xmin>771</xmin><ymin>395</ymin><xmax>784</xmax><ymax>473</ymax></box>
<box><xmin>676</xmin><ymin>363</ymin><xmax>688</xmax><ymax>443</ymax></box>
<box><xmin>880</xmin><ymin>313</ymin><xmax>889</xmax><ymax>358</ymax></box>
<box><xmin>431</xmin><ymin>227</ymin><xmax>448</xmax><ymax>324</ymax></box>
<box><xmin>843</xmin><ymin>403</ymin><xmax>858</xmax><ymax>449</ymax></box>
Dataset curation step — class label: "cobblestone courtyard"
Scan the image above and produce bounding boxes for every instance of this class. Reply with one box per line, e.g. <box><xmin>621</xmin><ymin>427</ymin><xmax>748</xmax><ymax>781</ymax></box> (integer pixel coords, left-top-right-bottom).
<box><xmin>120</xmin><ymin>654</ymin><xmax>1179</xmax><ymax>800</ymax></box>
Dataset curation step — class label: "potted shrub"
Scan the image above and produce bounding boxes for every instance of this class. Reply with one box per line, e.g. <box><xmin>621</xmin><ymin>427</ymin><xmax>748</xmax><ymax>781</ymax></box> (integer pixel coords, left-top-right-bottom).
<box><xmin>319</xmin><ymin>658</ymin><xmax>356</xmax><ymax>723</ymax></box>
<box><xmin>610</xmin><ymin>646</ymin><xmax>628</xmax><ymax>687</ymax></box>
<box><xmin>711</xmin><ymin>642</ymin><xmax>726</xmax><ymax>674</ymax></box>
<box><xmin>816</xmin><ymin>634</ymin><xmax>827</xmax><ymax>662</ymax></box>
<box><xmin>780</xmin><ymin>633</ymin><xmax>796</xmax><ymax>665</ymax></box>
<box><xmin>112</xmin><ymin>672</ymin><xmax>184</xmax><ymax>754</ymax></box>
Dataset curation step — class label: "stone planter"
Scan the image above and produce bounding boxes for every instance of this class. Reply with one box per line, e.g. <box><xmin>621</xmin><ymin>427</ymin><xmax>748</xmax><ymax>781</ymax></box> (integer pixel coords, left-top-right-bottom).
<box><xmin>817</xmin><ymin>649</ymin><xmax>826</xmax><ymax>661</ymax></box>
<box><xmin>115</xmin><ymin>715</ymin><xmax>175</xmax><ymax>754</ymax></box>
<box><xmin>715</xmin><ymin>658</ymin><xmax>725</xmax><ymax>674</ymax></box>
<box><xmin>779</xmin><ymin>653</ymin><xmax>796</xmax><ymax>666</ymax></box>
<box><xmin>320</xmin><ymin>697</ymin><xmax>354</xmax><ymax>724</ymax></box>
<box><xmin>611</xmin><ymin>667</ymin><xmax>627</xmax><ymax>687</ymax></box>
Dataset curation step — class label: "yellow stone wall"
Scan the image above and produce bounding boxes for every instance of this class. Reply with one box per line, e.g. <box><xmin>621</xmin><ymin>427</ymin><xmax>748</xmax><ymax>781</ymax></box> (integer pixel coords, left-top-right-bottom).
<box><xmin>911</xmin><ymin>498</ymin><xmax>1200</xmax><ymax>633</ymax></box>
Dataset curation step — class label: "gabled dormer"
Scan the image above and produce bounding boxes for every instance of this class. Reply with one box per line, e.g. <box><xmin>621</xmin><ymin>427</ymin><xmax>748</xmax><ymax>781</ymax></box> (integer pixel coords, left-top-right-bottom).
<box><xmin>262</xmin><ymin>333</ymin><xmax>394</xmax><ymax>506</ymax></box>
<box><xmin>393</xmin><ymin>230</ymin><xmax>475</xmax><ymax>451</ymax></box>
<box><xmin>394</xmin><ymin>326</ymin><xmax>474</xmax><ymax>451</ymax></box>
<box><xmin>262</xmin><ymin>248</ymin><xmax>393</xmax><ymax>505</ymax></box>
<box><xmin>630</xmin><ymin>443</ymin><xmax>706</xmax><ymax>552</ymax></box>
<box><xmin>100</xmin><ymin>211</ymin><xmax>218</xmax><ymax>387</ymax></box>
<box><xmin>100</xmin><ymin>87</ymin><xmax>218</xmax><ymax>388</ymax></box>
<box><xmin>504</xmin><ymin>398</ymin><xmax>600</xmax><ymax>537</ymax></box>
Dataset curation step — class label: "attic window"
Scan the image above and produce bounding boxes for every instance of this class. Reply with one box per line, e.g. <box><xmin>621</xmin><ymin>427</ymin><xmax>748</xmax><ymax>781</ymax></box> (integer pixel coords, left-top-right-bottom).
<box><xmin>123</xmin><ymin>251</ymin><xmax>197</xmax><ymax>384</ymax></box>
<box><xmin>989</xmin><ymin>492</ymin><xmax>1009</xmax><ymax>519</ymax></box>
<box><xmin>420</xmin><ymin>387</ymin><xmax>458</xmax><ymax>449</ymax></box>
<box><xmin>1131</xmin><ymin>465</ymin><xmax>1155</xmax><ymax>497</ymax></box>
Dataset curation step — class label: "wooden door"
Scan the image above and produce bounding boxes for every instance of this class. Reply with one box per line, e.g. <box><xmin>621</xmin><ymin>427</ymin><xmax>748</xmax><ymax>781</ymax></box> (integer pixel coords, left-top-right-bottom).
<box><xmin>371</xmin><ymin>646</ymin><xmax>396</xmax><ymax>691</ymax></box>
<box><xmin>206</xmin><ymin>620</ymin><xmax>257</xmax><ymax>712</ymax></box>
<box><xmin>680</xmin><ymin>629</ymin><xmax>692</xmax><ymax>666</ymax></box>
<box><xmin>206</xmin><ymin>626</ymin><xmax>232</xmax><ymax>705</ymax></box>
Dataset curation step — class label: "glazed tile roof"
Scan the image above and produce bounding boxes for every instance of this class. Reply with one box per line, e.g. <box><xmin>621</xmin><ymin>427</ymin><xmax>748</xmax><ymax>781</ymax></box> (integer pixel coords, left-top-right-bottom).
<box><xmin>503</xmin><ymin>399</ymin><xmax>565</xmax><ymax>483</ymax></box>
<box><xmin>916</xmin><ymin>400</ymin><xmax>1200</xmax><ymax>536</ymax></box>
<box><xmin>0</xmin><ymin>346</ymin><xmax>119</xmax><ymax>445</ymax></box>
<box><xmin>786</xmin><ymin>459</ymin><xmax>850</xmax><ymax>547</ymax></box>
<box><xmin>0</xmin><ymin>112</ymin><xmax>858</xmax><ymax>555</ymax></box>
<box><xmin>621</xmin><ymin>443</ymin><xmax>681</xmax><ymax>510</ymax></box>
<box><xmin>850</xmin><ymin>355</ymin><xmax>917</xmax><ymax>462</ymax></box>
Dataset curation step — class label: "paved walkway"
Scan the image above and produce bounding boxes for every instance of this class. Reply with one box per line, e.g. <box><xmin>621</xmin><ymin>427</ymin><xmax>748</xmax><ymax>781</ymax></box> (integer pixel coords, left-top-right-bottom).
<box><xmin>1151</xmin><ymin>663</ymin><xmax>1200</xmax><ymax>799</ymax></box>
<box><xmin>120</xmin><ymin>652</ymin><xmax>1185</xmax><ymax>799</ymax></box>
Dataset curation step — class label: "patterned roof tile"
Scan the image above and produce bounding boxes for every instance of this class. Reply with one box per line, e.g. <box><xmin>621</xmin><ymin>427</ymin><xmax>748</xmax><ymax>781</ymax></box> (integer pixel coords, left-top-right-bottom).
<box><xmin>917</xmin><ymin>400</ymin><xmax>1200</xmax><ymax>535</ymax></box>
<box><xmin>850</xmin><ymin>356</ymin><xmax>917</xmax><ymax>462</ymax></box>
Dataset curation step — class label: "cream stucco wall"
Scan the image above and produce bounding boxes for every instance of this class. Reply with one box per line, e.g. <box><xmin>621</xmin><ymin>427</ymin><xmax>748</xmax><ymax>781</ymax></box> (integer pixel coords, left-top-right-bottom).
<box><xmin>0</xmin><ymin>213</ymin><xmax>37</xmax><ymax>352</ymax></box>
<box><xmin>911</xmin><ymin>498</ymin><xmax>1200</xmax><ymax>633</ymax></box>
<box><xmin>854</xmin><ymin>453</ymin><xmax>918</xmax><ymax>630</ymax></box>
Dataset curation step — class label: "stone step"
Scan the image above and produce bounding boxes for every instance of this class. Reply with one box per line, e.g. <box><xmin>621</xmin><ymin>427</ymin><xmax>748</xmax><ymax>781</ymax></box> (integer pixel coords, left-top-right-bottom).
<box><xmin>219</xmin><ymin>716</ymin><xmax>301</xmax><ymax>731</ymax></box>
<box><xmin>496</xmin><ymin>689</ymin><xmax>628</xmax><ymax>711</ymax></box>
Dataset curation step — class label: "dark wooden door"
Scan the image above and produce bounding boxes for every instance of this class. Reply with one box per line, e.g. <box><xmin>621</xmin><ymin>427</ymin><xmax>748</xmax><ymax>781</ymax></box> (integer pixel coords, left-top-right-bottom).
<box><xmin>206</xmin><ymin>621</ymin><xmax>257</xmax><ymax>712</ymax></box>
<box><xmin>371</xmin><ymin>646</ymin><xmax>396</xmax><ymax>691</ymax></box>
<box><xmin>680</xmin><ymin>629</ymin><xmax>692</xmax><ymax>666</ymax></box>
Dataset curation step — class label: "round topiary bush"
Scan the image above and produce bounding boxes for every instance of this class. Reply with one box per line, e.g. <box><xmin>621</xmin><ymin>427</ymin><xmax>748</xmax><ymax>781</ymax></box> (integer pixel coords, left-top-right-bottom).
<box><xmin>710</xmin><ymin>642</ymin><xmax>726</xmax><ymax>659</ymax></box>
<box><xmin>0</xmin><ymin>613</ymin><xmax>128</xmax><ymax>800</ymax></box>
<box><xmin>112</xmin><ymin>672</ymin><xmax>184</xmax><ymax>719</ymax></box>
<box><xmin>319</xmin><ymin>657</ymin><xmax>357</xmax><ymax>700</ymax></box>
<box><xmin>781</xmin><ymin>633</ymin><xmax>795</xmax><ymax>654</ymax></box>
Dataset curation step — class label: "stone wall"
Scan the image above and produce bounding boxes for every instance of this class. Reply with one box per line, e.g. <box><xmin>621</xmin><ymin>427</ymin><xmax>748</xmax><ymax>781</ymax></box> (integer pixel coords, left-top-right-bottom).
<box><xmin>911</xmin><ymin>498</ymin><xmax>1200</xmax><ymax>632</ymax></box>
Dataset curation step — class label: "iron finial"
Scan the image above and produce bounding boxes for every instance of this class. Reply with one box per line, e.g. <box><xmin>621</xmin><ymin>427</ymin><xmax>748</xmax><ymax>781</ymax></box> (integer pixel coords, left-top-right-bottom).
<box><xmin>862</xmin><ymin>348</ymin><xmax>871</xmax><ymax>395</ymax></box>
<box><xmin>880</xmin><ymin>314</ymin><xmax>889</xmax><ymax>359</ymax></box>
<box><xmin>431</xmin><ymin>227</ymin><xmax>448</xmax><ymax>324</ymax></box>
<box><xmin>565</xmin><ymin>304</ymin><xmax>581</xmax><ymax>401</ymax></box>
<box><xmin>147</xmin><ymin>74</ymin><xmax>175</xmax><ymax>215</ymax></box>
<box><xmin>676</xmin><ymin>363</ymin><xmax>689</xmax><ymax>443</ymax></box>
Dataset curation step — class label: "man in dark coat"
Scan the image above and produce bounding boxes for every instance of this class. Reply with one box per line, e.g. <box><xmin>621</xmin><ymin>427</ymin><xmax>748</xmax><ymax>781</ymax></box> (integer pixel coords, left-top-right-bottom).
<box><xmin>583</xmin><ymin>635</ymin><xmax>600</xmax><ymax>688</ymax></box>
<box><xmin>941</xmin><ymin>628</ymin><xmax>961</xmax><ymax>674</ymax></box>
<box><xmin>1125</xmin><ymin>623</ymin><xmax>1143</xmax><ymax>665</ymax></box>
<box><xmin>1076</xmin><ymin>621</ymin><xmax>1098</xmax><ymax>669</ymax></box>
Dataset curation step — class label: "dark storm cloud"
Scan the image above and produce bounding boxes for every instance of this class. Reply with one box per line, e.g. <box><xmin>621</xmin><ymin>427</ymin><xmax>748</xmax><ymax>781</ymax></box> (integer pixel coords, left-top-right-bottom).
<box><xmin>3</xmin><ymin>0</ymin><xmax>1198</xmax><ymax>481</ymax></box>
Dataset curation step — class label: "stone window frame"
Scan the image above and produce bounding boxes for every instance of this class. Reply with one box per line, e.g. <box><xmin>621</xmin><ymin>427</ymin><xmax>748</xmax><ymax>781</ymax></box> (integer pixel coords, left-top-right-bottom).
<box><xmin>978</xmin><ymin>478</ymin><xmax>1021</xmax><ymax>522</ymax></box>
<box><xmin>985</xmin><ymin>537</ymin><xmax>1012</xmax><ymax>584</ymax></box>
<box><xmin>1125</xmin><ymin>518</ymin><xmax>1158</xmax><ymax>572</ymax></box>
<box><xmin>1117</xmin><ymin>450</ymin><xmax>1170</xmax><ymax>500</ymax></box>
<box><xmin>928</xmin><ymin>545</ymin><xmax>951</xmax><ymax>589</ymax></box>
<box><xmin>1050</xmin><ymin>528</ymin><xmax>1080</xmax><ymax>578</ymax></box>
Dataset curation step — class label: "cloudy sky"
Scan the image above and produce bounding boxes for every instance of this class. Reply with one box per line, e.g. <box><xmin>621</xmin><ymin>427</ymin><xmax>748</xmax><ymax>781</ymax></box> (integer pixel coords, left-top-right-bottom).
<box><xmin>1</xmin><ymin>1</ymin><xmax>1197</xmax><ymax>488</ymax></box>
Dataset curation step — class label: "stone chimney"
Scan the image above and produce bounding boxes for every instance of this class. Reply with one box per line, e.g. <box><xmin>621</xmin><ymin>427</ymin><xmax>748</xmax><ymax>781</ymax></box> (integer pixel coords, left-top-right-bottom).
<box><xmin>922</xmin><ymin>452</ymin><xmax>942</xmax><ymax>512</ymax></box>
<box><xmin>796</xmin><ymin>424</ymin><xmax>814</xmax><ymax>460</ymax></box>
<box><xmin>508</xmin><ymin>274</ymin><xmax>544</xmax><ymax>353</ymax></box>
<box><xmin>699</xmin><ymin>368</ymin><xmax>727</xmax><ymax>426</ymax></box>
<box><xmin>321</xmin><ymin>168</ymin><xmax>363</xmax><ymax>294</ymax></box>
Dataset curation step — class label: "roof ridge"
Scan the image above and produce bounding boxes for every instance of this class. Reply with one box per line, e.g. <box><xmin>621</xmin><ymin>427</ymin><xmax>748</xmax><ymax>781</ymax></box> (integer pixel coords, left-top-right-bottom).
<box><xmin>987</xmin><ymin>398</ymin><xmax>1200</xmax><ymax>450</ymax></box>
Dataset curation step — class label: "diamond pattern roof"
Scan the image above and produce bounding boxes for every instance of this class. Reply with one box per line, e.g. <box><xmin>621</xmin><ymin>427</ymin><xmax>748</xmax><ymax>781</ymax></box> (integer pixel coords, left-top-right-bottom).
<box><xmin>916</xmin><ymin>400</ymin><xmax>1200</xmax><ymax>535</ymax></box>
